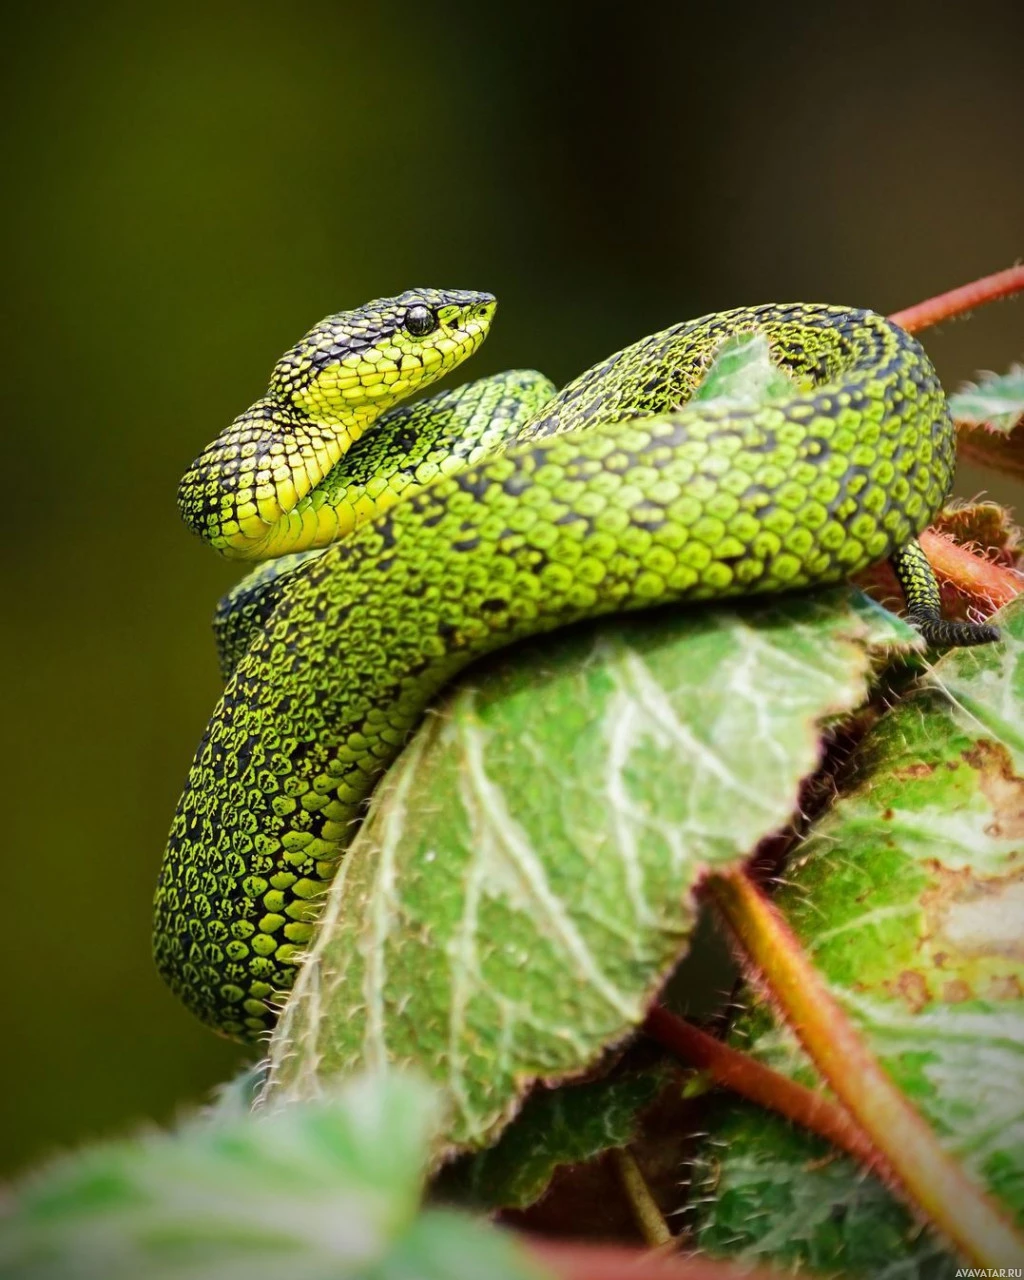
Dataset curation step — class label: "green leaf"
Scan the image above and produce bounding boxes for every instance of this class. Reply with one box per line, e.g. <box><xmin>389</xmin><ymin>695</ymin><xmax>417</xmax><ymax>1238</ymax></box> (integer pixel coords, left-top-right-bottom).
<box><xmin>953</xmin><ymin>364</ymin><xmax>1024</xmax><ymax>479</ymax></box>
<box><xmin>374</xmin><ymin>1208</ymin><xmax>550</xmax><ymax>1280</ymax></box>
<box><xmin>693</xmin><ymin>1109</ymin><xmax>958</xmax><ymax>1277</ymax></box>
<box><xmin>950</xmin><ymin>363</ymin><xmax>1024</xmax><ymax>434</ymax></box>
<box><xmin>263</xmin><ymin>591</ymin><xmax>917</xmax><ymax>1153</ymax></box>
<box><xmin>0</xmin><ymin>1073</ymin><xmax>547</xmax><ymax>1280</ymax></box>
<box><xmin>438</xmin><ymin>1066</ymin><xmax>670</xmax><ymax>1211</ymax></box>
<box><xmin>692</xmin><ymin>333</ymin><xmax>802</xmax><ymax>408</ymax></box>
<box><xmin>692</xmin><ymin>594</ymin><xmax>1024</xmax><ymax>1275</ymax></box>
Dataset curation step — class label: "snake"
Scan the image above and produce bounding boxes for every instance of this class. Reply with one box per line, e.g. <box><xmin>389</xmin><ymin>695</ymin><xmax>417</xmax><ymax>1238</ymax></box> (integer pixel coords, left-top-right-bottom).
<box><xmin>155</xmin><ymin>288</ymin><xmax>999</xmax><ymax>1040</ymax></box>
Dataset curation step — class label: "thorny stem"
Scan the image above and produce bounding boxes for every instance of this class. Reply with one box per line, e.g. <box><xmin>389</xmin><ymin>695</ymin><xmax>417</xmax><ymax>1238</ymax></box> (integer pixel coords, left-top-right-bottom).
<box><xmin>706</xmin><ymin>867</ymin><xmax>1024</xmax><ymax>1268</ymax></box>
<box><xmin>890</xmin><ymin>266</ymin><xmax>1024</xmax><ymax>611</ymax></box>
<box><xmin>609</xmin><ymin>1146</ymin><xmax>673</xmax><ymax>1248</ymax></box>
<box><xmin>888</xmin><ymin>263</ymin><xmax>1024</xmax><ymax>333</ymax></box>
<box><xmin>643</xmin><ymin>1005</ymin><xmax>888</xmax><ymax>1177</ymax></box>
<box><xmin>680</xmin><ymin>268</ymin><xmax>1024</xmax><ymax>1267</ymax></box>
<box><xmin>919</xmin><ymin>528</ymin><xmax>1023</xmax><ymax>610</ymax></box>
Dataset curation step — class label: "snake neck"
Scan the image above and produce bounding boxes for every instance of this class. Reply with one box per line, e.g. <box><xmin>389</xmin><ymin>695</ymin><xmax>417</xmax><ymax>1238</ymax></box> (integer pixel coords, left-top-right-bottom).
<box><xmin>177</xmin><ymin>393</ymin><xmax>389</xmax><ymax>561</ymax></box>
<box><xmin>175</xmin><ymin>289</ymin><xmax>498</xmax><ymax>562</ymax></box>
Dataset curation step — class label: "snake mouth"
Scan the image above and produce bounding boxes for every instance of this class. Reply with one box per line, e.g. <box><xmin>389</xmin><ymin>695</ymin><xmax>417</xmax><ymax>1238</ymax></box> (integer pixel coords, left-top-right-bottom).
<box><xmin>435</xmin><ymin>292</ymin><xmax>497</xmax><ymax>339</ymax></box>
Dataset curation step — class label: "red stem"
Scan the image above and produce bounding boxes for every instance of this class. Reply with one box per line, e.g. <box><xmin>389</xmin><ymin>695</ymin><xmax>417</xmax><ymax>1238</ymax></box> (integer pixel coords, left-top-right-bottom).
<box><xmin>523</xmin><ymin>267</ymin><xmax>1024</xmax><ymax>1279</ymax></box>
<box><xmin>706</xmin><ymin>868</ymin><xmax>1024</xmax><ymax>1268</ymax></box>
<box><xmin>890</xmin><ymin>268</ymin><xmax>1024</xmax><ymax>612</ymax></box>
<box><xmin>644</xmin><ymin>1005</ymin><xmax>888</xmax><ymax>1177</ymax></box>
<box><xmin>919</xmin><ymin>529</ymin><xmax>1023</xmax><ymax>609</ymax></box>
<box><xmin>888</xmin><ymin>264</ymin><xmax>1024</xmax><ymax>333</ymax></box>
<box><xmin>619</xmin><ymin>269</ymin><xmax>1024</xmax><ymax>1273</ymax></box>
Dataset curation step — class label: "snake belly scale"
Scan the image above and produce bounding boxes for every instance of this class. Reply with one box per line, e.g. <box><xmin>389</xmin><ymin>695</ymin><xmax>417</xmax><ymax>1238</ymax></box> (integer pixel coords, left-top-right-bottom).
<box><xmin>156</xmin><ymin>289</ymin><xmax>997</xmax><ymax>1039</ymax></box>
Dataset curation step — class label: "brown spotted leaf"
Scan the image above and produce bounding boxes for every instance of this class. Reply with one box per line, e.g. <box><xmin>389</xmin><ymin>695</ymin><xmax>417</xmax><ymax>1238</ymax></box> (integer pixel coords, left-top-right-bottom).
<box><xmin>954</xmin><ymin>364</ymin><xmax>1024</xmax><ymax>477</ymax></box>
<box><xmin>692</xmin><ymin>594</ymin><xmax>1024</xmax><ymax>1275</ymax></box>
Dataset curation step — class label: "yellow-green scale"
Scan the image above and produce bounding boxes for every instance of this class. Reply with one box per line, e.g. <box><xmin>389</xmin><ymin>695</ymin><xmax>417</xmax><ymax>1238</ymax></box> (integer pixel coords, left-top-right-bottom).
<box><xmin>157</xmin><ymin>293</ymin><xmax>995</xmax><ymax>1039</ymax></box>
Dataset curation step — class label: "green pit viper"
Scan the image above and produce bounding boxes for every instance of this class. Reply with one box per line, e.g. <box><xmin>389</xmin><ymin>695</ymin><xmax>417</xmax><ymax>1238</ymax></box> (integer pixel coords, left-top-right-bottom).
<box><xmin>156</xmin><ymin>288</ymin><xmax>998</xmax><ymax>1040</ymax></box>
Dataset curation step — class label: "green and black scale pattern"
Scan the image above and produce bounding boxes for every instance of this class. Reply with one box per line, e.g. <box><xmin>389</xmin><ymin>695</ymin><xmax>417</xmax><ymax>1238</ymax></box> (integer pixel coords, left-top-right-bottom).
<box><xmin>211</xmin><ymin>369</ymin><xmax>556</xmax><ymax>678</ymax></box>
<box><xmin>156</xmin><ymin>292</ymin><xmax>998</xmax><ymax>1039</ymax></box>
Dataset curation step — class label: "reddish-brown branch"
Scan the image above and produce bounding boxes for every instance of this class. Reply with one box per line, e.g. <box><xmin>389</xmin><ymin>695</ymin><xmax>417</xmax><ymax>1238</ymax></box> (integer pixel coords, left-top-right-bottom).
<box><xmin>888</xmin><ymin>264</ymin><xmax>1024</xmax><ymax>333</ymax></box>
<box><xmin>644</xmin><ymin>1004</ymin><xmax>888</xmax><ymax>1177</ymax></box>
<box><xmin>919</xmin><ymin>529</ymin><xmax>1023</xmax><ymax>610</ymax></box>
<box><xmin>705</xmin><ymin>868</ymin><xmax>1024</xmax><ymax>1268</ymax></box>
<box><xmin>526</xmin><ymin>1238</ymin><xmax>786</xmax><ymax>1280</ymax></box>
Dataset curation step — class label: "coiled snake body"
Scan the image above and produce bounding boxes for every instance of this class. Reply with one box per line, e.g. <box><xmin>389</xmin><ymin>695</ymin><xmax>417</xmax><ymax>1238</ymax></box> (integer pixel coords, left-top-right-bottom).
<box><xmin>156</xmin><ymin>289</ymin><xmax>997</xmax><ymax>1039</ymax></box>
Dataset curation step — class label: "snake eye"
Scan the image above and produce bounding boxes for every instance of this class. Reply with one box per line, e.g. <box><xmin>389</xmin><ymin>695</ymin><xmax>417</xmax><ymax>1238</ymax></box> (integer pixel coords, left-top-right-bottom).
<box><xmin>405</xmin><ymin>304</ymin><xmax>437</xmax><ymax>337</ymax></box>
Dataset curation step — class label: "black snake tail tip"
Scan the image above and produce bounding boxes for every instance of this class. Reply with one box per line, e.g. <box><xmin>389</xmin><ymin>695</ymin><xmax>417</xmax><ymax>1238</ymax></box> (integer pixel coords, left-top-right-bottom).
<box><xmin>909</xmin><ymin>615</ymin><xmax>1001</xmax><ymax>648</ymax></box>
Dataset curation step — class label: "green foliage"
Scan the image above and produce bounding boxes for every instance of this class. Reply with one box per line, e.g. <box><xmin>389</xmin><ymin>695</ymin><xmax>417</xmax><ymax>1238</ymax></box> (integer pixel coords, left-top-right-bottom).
<box><xmin>14</xmin><ymin>310</ymin><xmax>1021</xmax><ymax>1279</ymax></box>
<box><xmin>0</xmin><ymin>1074</ymin><xmax>545</xmax><ymax>1280</ymax></box>
<box><xmin>262</xmin><ymin>591</ymin><xmax>914</xmax><ymax>1152</ymax></box>
<box><xmin>692</xmin><ymin>594</ymin><xmax>1024</xmax><ymax>1274</ymax></box>
<box><xmin>691</xmin><ymin>332</ymin><xmax>801</xmax><ymax>407</ymax></box>
<box><xmin>259</xmin><ymin>334</ymin><xmax>917</xmax><ymax>1158</ymax></box>
<box><xmin>440</xmin><ymin>1066</ymin><xmax>670</xmax><ymax>1211</ymax></box>
<box><xmin>950</xmin><ymin>363</ymin><xmax>1024</xmax><ymax>433</ymax></box>
<box><xmin>953</xmin><ymin>362</ymin><xmax>1024</xmax><ymax>479</ymax></box>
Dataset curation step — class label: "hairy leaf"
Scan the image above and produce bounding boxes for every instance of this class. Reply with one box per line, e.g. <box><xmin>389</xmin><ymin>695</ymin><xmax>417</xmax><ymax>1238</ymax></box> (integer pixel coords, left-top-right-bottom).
<box><xmin>932</xmin><ymin>500</ymin><xmax>1022</xmax><ymax>561</ymax></box>
<box><xmin>950</xmin><ymin>363</ymin><xmax>1024</xmax><ymax>434</ymax></box>
<box><xmin>438</xmin><ymin>1066</ymin><xmax>670</xmax><ymax>1211</ymax></box>
<box><xmin>0</xmin><ymin>1073</ymin><xmax>545</xmax><ymax>1280</ymax></box>
<box><xmin>954</xmin><ymin>364</ymin><xmax>1024</xmax><ymax>478</ymax></box>
<box><xmin>263</xmin><ymin>593</ymin><xmax>916</xmax><ymax>1152</ymax></box>
<box><xmin>692</xmin><ymin>595</ymin><xmax>1024</xmax><ymax>1275</ymax></box>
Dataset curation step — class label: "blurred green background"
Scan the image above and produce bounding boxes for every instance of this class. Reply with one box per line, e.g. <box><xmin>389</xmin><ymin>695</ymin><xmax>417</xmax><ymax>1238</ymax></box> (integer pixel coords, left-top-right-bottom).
<box><xmin>2</xmin><ymin>1</ymin><xmax>1021</xmax><ymax>1176</ymax></box>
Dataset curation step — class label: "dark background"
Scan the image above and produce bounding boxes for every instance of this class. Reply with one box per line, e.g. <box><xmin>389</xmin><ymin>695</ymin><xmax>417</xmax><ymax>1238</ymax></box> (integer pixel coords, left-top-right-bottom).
<box><xmin>3</xmin><ymin>1</ymin><xmax>1021</xmax><ymax>1176</ymax></box>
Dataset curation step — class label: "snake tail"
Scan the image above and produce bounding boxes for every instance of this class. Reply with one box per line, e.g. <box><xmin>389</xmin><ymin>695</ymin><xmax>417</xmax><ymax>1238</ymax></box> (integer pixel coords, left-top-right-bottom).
<box><xmin>890</xmin><ymin>539</ymin><xmax>1000</xmax><ymax>646</ymax></box>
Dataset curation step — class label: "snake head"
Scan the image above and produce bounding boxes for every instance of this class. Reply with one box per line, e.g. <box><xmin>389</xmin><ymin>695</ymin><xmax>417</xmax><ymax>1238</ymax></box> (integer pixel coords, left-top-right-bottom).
<box><xmin>271</xmin><ymin>288</ymin><xmax>497</xmax><ymax>421</ymax></box>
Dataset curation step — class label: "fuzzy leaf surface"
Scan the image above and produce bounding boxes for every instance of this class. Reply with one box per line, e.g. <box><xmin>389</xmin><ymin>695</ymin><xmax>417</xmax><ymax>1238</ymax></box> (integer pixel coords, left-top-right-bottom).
<box><xmin>693</xmin><ymin>595</ymin><xmax>1024</xmax><ymax>1275</ymax></box>
<box><xmin>0</xmin><ymin>1073</ymin><xmax>546</xmax><ymax>1280</ymax></box>
<box><xmin>950</xmin><ymin>363</ymin><xmax>1024</xmax><ymax>434</ymax></box>
<box><xmin>439</xmin><ymin>1067</ymin><xmax>670</xmax><ymax>1211</ymax></box>
<box><xmin>954</xmin><ymin>363</ymin><xmax>1024</xmax><ymax>478</ymax></box>
<box><xmin>263</xmin><ymin>593</ymin><xmax>915</xmax><ymax>1152</ymax></box>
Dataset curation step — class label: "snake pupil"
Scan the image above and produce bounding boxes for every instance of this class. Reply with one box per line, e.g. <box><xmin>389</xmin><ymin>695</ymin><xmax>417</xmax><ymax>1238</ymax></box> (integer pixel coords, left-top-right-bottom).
<box><xmin>405</xmin><ymin>304</ymin><xmax>437</xmax><ymax>337</ymax></box>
